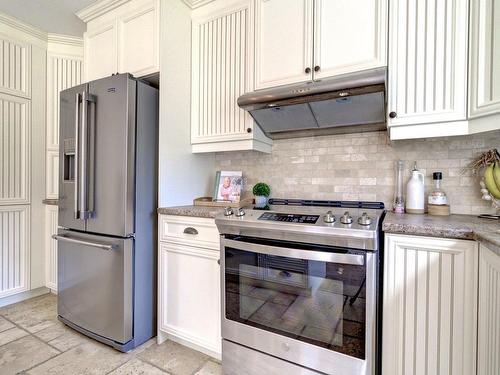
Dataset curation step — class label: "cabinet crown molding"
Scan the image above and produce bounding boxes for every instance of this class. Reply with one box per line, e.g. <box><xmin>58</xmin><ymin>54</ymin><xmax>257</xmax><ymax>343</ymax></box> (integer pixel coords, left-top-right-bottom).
<box><xmin>0</xmin><ymin>12</ymin><xmax>83</xmax><ymax>48</ymax></box>
<box><xmin>47</xmin><ymin>34</ymin><xmax>83</xmax><ymax>47</ymax></box>
<box><xmin>181</xmin><ymin>0</ymin><xmax>215</xmax><ymax>9</ymax></box>
<box><xmin>76</xmin><ymin>0</ymin><xmax>132</xmax><ymax>22</ymax></box>
<box><xmin>0</xmin><ymin>11</ymin><xmax>47</xmax><ymax>41</ymax></box>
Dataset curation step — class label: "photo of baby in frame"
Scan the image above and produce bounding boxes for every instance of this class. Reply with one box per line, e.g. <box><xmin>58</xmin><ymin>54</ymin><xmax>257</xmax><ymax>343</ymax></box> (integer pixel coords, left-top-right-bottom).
<box><xmin>213</xmin><ymin>171</ymin><xmax>243</xmax><ymax>203</ymax></box>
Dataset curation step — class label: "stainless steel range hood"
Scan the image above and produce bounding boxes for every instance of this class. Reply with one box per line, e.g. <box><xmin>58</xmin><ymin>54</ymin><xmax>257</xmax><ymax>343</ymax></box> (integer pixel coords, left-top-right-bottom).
<box><xmin>238</xmin><ymin>68</ymin><xmax>387</xmax><ymax>139</ymax></box>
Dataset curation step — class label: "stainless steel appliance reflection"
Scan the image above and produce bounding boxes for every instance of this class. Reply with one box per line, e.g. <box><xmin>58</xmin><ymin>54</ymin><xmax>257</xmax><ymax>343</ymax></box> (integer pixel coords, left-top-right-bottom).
<box><xmin>215</xmin><ymin>199</ymin><xmax>385</xmax><ymax>375</ymax></box>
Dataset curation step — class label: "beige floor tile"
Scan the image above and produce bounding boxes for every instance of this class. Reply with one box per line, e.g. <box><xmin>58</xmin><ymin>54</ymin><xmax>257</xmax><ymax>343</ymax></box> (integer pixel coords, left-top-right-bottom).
<box><xmin>34</xmin><ymin>321</ymin><xmax>68</xmax><ymax>342</ymax></box>
<box><xmin>194</xmin><ymin>361</ymin><xmax>222</xmax><ymax>375</ymax></box>
<box><xmin>108</xmin><ymin>358</ymin><xmax>169</xmax><ymax>375</ymax></box>
<box><xmin>0</xmin><ymin>335</ymin><xmax>59</xmax><ymax>374</ymax></box>
<box><xmin>26</xmin><ymin>341</ymin><xmax>132</xmax><ymax>375</ymax></box>
<box><xmin>0</xmin><ymin>327</ymin><xmax>28</xmax><ymax>346</ymax></box>
<box><xmin>0</xmin><ymin>316</ymin><xmax>15</xmax><ymax>333</ymax></box>
<box><xmin>0</xmin><ymin>294</ymin><xmax>58</xmax><ymax>333</ymax></box>
<box><xmin>35</xmin><ymin>322</ymin><xmax>90</xmax><ymax>352</ymax></box>
<box><xmin>138</xmin><ymin>341</ymin><xmax>209</xmax><ymax>375</ymax></box>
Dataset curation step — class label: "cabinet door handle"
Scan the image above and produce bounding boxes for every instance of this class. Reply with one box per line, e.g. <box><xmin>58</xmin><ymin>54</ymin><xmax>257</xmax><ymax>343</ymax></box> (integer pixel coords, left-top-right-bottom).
<box><xmin>305</xmin><ymin>67</ymin><xmax>311</xmax><ymax>74</ymax></box>
<box><xmin>183</xmin><ymin>227</ymin><xmax>198</xmax><ymax>235</ymax></box>
<box><xmin>314</xmin><ymin>66</ymin><xmax>321</xmax><ymax>72</ymax></box>
<box><xmin>389</xmin><ymin>111</ymin><xmax>397</xmax><ymax>119</ymax></box>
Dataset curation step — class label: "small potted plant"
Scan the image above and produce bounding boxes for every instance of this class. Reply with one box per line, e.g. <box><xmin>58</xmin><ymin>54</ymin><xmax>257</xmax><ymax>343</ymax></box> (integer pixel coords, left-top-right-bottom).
<box><xmin>253</xmin><ymin>182</ymin><xmax>271</xmax><ymax>208</ymax></box>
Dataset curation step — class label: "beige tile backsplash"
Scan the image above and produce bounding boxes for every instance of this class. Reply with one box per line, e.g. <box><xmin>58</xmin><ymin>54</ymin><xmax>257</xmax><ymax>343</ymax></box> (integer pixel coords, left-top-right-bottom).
<box><xmin>215</xmin><ymin>130</ymin><xmax>500</xmax><ymax>215</ymax></box>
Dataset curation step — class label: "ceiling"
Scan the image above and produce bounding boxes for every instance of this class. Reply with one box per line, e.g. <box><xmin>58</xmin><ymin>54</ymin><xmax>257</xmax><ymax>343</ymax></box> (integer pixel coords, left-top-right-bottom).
<box><xmin>0</xmin><ymin>0</ymin><xmax>96</xmax><ymax>37</ymax></box>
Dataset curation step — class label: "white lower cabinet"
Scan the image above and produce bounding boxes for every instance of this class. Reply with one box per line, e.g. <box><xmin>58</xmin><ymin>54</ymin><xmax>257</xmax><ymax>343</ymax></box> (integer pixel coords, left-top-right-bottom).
<box><xmin>477</xmin><ymin>244</ymin><xmax>500</xmax><ymax>375</ymax></box>
<box><xmin>158</xmin><ymin>215</ymin><xmax>221</xmax><ymax>359</ymax></box>
<box><xmin>383</xmin><ymin>234</ymin><xmax>478</xmax><ymax>375</ymax></box>
<box><xmin>44</xmin><ymin>205</ymin><xmax>58</xmax><ymax>292</ymax></box>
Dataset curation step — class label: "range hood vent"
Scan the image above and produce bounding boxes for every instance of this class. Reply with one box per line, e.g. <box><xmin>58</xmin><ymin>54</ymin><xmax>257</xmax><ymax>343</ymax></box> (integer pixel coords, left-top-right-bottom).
<box><xmin>238</xmin><ymin>68</ymin><xmax>387</xmax><ymax>139</ymax></box>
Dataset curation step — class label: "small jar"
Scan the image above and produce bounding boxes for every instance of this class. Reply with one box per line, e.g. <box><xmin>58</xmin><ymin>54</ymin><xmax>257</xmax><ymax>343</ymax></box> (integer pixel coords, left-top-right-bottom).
<box><xmin>428</xmin><ymin>172</ymin><xmax>448</xmax><ymax>206</ymax></box>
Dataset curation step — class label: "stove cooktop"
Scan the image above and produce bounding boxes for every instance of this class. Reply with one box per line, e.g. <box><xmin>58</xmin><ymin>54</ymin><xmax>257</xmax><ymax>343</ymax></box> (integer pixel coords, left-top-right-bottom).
<box><xmin>215</xmin><ymin>199</ymin><xmax>386</xmax><ymax>250</ymax></box>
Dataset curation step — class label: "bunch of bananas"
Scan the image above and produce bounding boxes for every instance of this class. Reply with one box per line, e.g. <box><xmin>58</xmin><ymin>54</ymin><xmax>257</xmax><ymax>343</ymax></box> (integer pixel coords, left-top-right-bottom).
<box><xmin>482</xmin><ymin>162</ymin><xmax>500</xmax><ymax>200</ymax></box>
<box><xmin>472</xmin><ymin>149</ymin><xmax>500</xmax><ymax>207</ymax></box>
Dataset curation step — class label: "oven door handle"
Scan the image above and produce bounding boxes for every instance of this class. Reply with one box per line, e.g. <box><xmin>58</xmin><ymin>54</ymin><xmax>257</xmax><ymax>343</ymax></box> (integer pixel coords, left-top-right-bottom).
<box><xmin>221</xmin><ymin>238</ymin><xmax>364</xmax><ymax>266</ymax></box>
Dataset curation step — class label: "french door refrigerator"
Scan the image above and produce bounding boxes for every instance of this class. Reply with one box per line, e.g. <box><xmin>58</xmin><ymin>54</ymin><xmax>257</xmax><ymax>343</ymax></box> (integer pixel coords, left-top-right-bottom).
<box><xmin>54</xmin><ymin>73</ymin><xmax>158</xmax><ymax>352</ymax></box>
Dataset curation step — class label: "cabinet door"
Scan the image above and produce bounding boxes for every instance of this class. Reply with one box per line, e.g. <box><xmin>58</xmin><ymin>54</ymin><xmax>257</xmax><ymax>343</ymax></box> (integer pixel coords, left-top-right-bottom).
<box><xmin>0</xmin><ymin>35</ymin><xmax>31</xmax><ymax>98</ymax></box>
<box><xmin>159</xmin><ymin>242</ymin><xmax>221</xmax><ymax>357</ymax></box>
<box><xmin>191</xmin><ymin>0</ymin><xmax>256</xmax><ymax>145</ymax></box>
<box><xmin>387</xmin><ymin>0</ymin><xmax>468</xmax><ymax>127</ymax></box>
<box><xmin>477</xmin><ymin>244</ymin><xmax>500</xmax><ymax>375</ymax></box>
<box><xmin>0</xmin><ymin>206</ymin><xmax>30</xmax><ymax>299</ymax></box>
<box><xmin>254</xmin><ymin>0</ymin><xmax>313</xmax><ymax>89</ymax></box>
<box><xmin>0</xmin><ymin>94</ymin><xmax>30</xmax><ymax>205</ymax></box>
<box><xmin>383</xmin><ymin>234</ymin><xmax>477</xmax><ymax>375</ymax></box>
<box><xmin>84</xmin><ymin>22</ymin><xmax>117</xmax><ymax>81</ymax></box>
<box><xmin>469</xmin><ymin>0</ymin><xmax>500</xmax><ymax>118</ymax></box>
<box><xmin>118</xmin><ymin>1</ymin><xmax>159</xmax><ymax>77</ymax></box>
<box><xmin>44</xmin><ymin>205</ymin><xmax>58</xmax><ymax>291</ymax></box>
<box><xmin>313</xmin><ymin>0</ymin><xmax>387</xmax><ymax>80</ymax></box>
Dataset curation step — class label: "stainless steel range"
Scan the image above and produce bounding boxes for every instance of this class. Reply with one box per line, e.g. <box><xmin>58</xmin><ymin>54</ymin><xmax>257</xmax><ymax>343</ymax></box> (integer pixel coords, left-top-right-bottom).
<box><xmin>215</xmin><ymin>199</ymin><xmax>385</xmax><ymax>375</ymax></box>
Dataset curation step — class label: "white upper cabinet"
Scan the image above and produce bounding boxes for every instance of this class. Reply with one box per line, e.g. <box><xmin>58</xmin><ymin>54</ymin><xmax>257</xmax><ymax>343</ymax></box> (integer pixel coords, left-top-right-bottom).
<box><xmin>254</xmin><ymin>0</ymin><xmax>313</xmax><ymax>89</ymax></box>
<box><xmin>85</xmin><ymin>22</ymin><xmax>117</xmax><ymax>81</ymax></box>
<box><xmin>79</xmin><ymin>0</ymin><xmax>159</xmax><ymax>81</ymax></box>
<box><xmin>469</xmin><ymin>0</ymin><xmax>500</xmax><ymax>118</ymax></box>
<box><xmin>387</xmin><ymin>0</ymin><xmax>469</xmax><ymax>130</ymax></box>
<box><xmin>191</xmin><ymin>0</ymin><xmax>272</xmax><ymax>153</ymax></box>
<box><xmin>313</xmin><ymin>0</ymin><xmax>387</xmax><ymax>80</ymax></box>
<box><xmin>0</xmin><ymin>34</ymin><xmax>31</xmax><ymax>98</ymax></box>
<box><xmin>118</xmin><ymin>2</ymin><xmax>159</xmax><ymax>77</ymax></box>
<box><xmin>254</xmin><ymin>0</ymin><xmax>387</xmax><ymax>90</ymax></box>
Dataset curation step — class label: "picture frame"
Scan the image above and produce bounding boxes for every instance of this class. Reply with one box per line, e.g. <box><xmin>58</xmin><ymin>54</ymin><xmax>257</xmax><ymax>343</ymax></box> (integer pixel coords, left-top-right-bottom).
<box><xmin>213</xmin><ymin>171</ymin><xmax>243</xmax><ymax>203</ymax></box>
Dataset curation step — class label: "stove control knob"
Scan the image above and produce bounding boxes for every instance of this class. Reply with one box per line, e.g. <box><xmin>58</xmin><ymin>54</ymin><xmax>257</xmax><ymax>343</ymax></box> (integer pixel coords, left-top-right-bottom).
<box><xmin>358</xmin><ymin>212</ymin><xmax>372</xmax><ymax>226</ymax></box>
<box><xmin>235</xmin><ymin>208</ymin><xmax>245</xmax><ymax>217</ymax></box>
<box><xmin>340</xmin><ymin>211</ymin><xmax>353</xmax><ymax>224</ymax></box>
<box><xmin>224</xmin><ymin>207</ymin><xmax>234</xmax><ymax>216</ymax></box>
<box><xmin>323</xmin><ymin>211</ymin><xmax>335</xmax><ymax>223</ymax></box>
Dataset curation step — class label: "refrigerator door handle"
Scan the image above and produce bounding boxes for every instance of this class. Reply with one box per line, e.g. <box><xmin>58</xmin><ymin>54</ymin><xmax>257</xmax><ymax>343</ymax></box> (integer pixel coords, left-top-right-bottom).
<box><xmin>52</xmin><ymin>234</ymin><xmax>114</xmax><ymax>251</ymax></box>
<box><xmin>74</xmin><ymin>93</ymin><xmax>81</xmax><ymax>219</ymax></box>
<box><xmin>79</xmin><ymin>92</ymin><xmax>96</xmax><ymax>220</ymax></box>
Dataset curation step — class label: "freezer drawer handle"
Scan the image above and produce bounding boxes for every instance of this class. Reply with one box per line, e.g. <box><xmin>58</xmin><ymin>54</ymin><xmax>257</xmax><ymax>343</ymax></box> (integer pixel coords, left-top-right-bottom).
<box><xmin>52</xmin><ymin>235</ymin><xmax>115</xmax><ymax>251</ymax></box>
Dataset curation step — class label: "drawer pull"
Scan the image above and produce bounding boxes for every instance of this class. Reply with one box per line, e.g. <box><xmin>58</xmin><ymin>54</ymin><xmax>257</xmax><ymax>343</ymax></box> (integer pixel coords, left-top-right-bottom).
<box><xmin>183</xmin><ymin>227</ymin><xmax>199</xmax><ymax>235</ymax></box>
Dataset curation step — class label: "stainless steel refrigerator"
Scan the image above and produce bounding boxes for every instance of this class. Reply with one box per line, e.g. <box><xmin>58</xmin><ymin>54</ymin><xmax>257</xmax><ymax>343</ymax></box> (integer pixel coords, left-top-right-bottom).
<box><xmin>54</xmin><ymin>73</ymin><xmax>158</xmax><ymax>352</ymax></box>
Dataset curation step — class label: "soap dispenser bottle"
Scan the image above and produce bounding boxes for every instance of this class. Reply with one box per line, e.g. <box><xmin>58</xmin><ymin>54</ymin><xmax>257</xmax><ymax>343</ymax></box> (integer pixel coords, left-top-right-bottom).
<box><xmin>406</xmin><ymin>162</ymin><xmax>425</xmax><ymax>214</ymax></box>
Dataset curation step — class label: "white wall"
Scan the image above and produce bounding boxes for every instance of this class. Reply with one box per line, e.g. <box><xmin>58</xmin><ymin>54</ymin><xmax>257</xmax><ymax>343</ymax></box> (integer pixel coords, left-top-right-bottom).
<box><xmin>158</xmin><ymin>0</ymin><xmax>215</xmax><ymax>207</ymax></box>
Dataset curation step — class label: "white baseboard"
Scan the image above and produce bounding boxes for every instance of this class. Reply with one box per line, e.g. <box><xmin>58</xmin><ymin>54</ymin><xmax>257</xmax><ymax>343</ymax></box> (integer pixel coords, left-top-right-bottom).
<box><xmin>0</xmin><ymin>287</ymin><xmax>51</xmax><ymax>308</ymax></box>
<box><xmin>160</xmin><ymin>326</ymin><xmax>222</xmax><ymax>360</ymax></box>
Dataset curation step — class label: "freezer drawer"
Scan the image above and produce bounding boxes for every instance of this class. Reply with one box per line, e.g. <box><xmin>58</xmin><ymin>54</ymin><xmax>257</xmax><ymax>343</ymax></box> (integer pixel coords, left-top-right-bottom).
<box><xmin>56</xmin><ymin>229</ymin><xmax>133</xmax><ymax>344</ymax></box>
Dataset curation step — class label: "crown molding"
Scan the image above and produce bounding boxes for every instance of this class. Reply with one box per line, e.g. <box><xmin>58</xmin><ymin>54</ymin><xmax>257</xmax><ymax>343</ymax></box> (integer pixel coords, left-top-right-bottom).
<box><xmin>76</xmin><ymin>0</ymin><xmax>132</xmax><ymax>22</ymax></box>
<box><xmin>0</xmin><ymin>12</ymin><xmax>47</xmax><ymax>41</ymax></box>
<box><xmin>181</xmin><ymin>0</ymin><xmax>215</xmax><ymax>9</ymax></box>
<box><xmin>47</xmin><ymin>34</ymin><xmax>83</xmax><ymax>47</ymax></box>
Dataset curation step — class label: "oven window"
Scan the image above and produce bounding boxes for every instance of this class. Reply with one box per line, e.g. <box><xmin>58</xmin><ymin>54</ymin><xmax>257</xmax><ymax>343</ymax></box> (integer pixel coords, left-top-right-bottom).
<box><xmin>224</xmin><ymin>247</ymin><xmax>366</xmax><ymax>360</ymax></box>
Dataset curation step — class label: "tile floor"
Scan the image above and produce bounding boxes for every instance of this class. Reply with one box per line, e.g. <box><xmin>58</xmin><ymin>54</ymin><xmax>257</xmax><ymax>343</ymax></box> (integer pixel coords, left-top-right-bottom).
<box><xmin>0</xmin><ymin>293</ymin><xmax>221</xmax><ymax>375</ymax></box>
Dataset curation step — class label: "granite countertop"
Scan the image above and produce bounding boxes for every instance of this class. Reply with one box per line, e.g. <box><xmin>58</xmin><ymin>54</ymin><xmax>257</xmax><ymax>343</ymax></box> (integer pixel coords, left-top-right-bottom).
<box><xmin>42</xmin><ymin>199</ymin><xmax>59</xmax><ymax>206</ymax></box>
<box><xmin>157</xmin><ymin>205</ymin><xmax>225</xmax><ymax>219</ymax></box>
<box><xmin>383</xmin><ymin>212</ymin><xmax>500</xmax><ymax>255</ymax></box>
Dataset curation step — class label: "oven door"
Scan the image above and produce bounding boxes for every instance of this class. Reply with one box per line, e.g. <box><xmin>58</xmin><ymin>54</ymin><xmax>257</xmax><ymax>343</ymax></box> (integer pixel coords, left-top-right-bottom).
<box><xmin>221</xmin><ymin>236</ymin><xmax>376</xmax><ymax>375</ymax></box>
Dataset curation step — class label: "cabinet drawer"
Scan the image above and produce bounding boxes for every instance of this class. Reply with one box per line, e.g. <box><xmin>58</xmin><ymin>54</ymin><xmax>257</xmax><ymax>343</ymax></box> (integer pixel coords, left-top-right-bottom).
<box><xmin>159</xmin><ymin>215</ymin><xmax>219</xmax><ymax>249</ymax></box>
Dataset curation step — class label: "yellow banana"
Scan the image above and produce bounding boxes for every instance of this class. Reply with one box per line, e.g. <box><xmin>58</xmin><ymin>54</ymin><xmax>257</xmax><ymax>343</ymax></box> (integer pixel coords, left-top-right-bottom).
<box><xmin>493</xmin><ymin>162</ymin><xmax>500</xmax><ymax>191</ymax></box>
<box><xmin>484</xmin><ymin>164</ymin><xmax>500</xmax><ymax>199</ymax></box>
